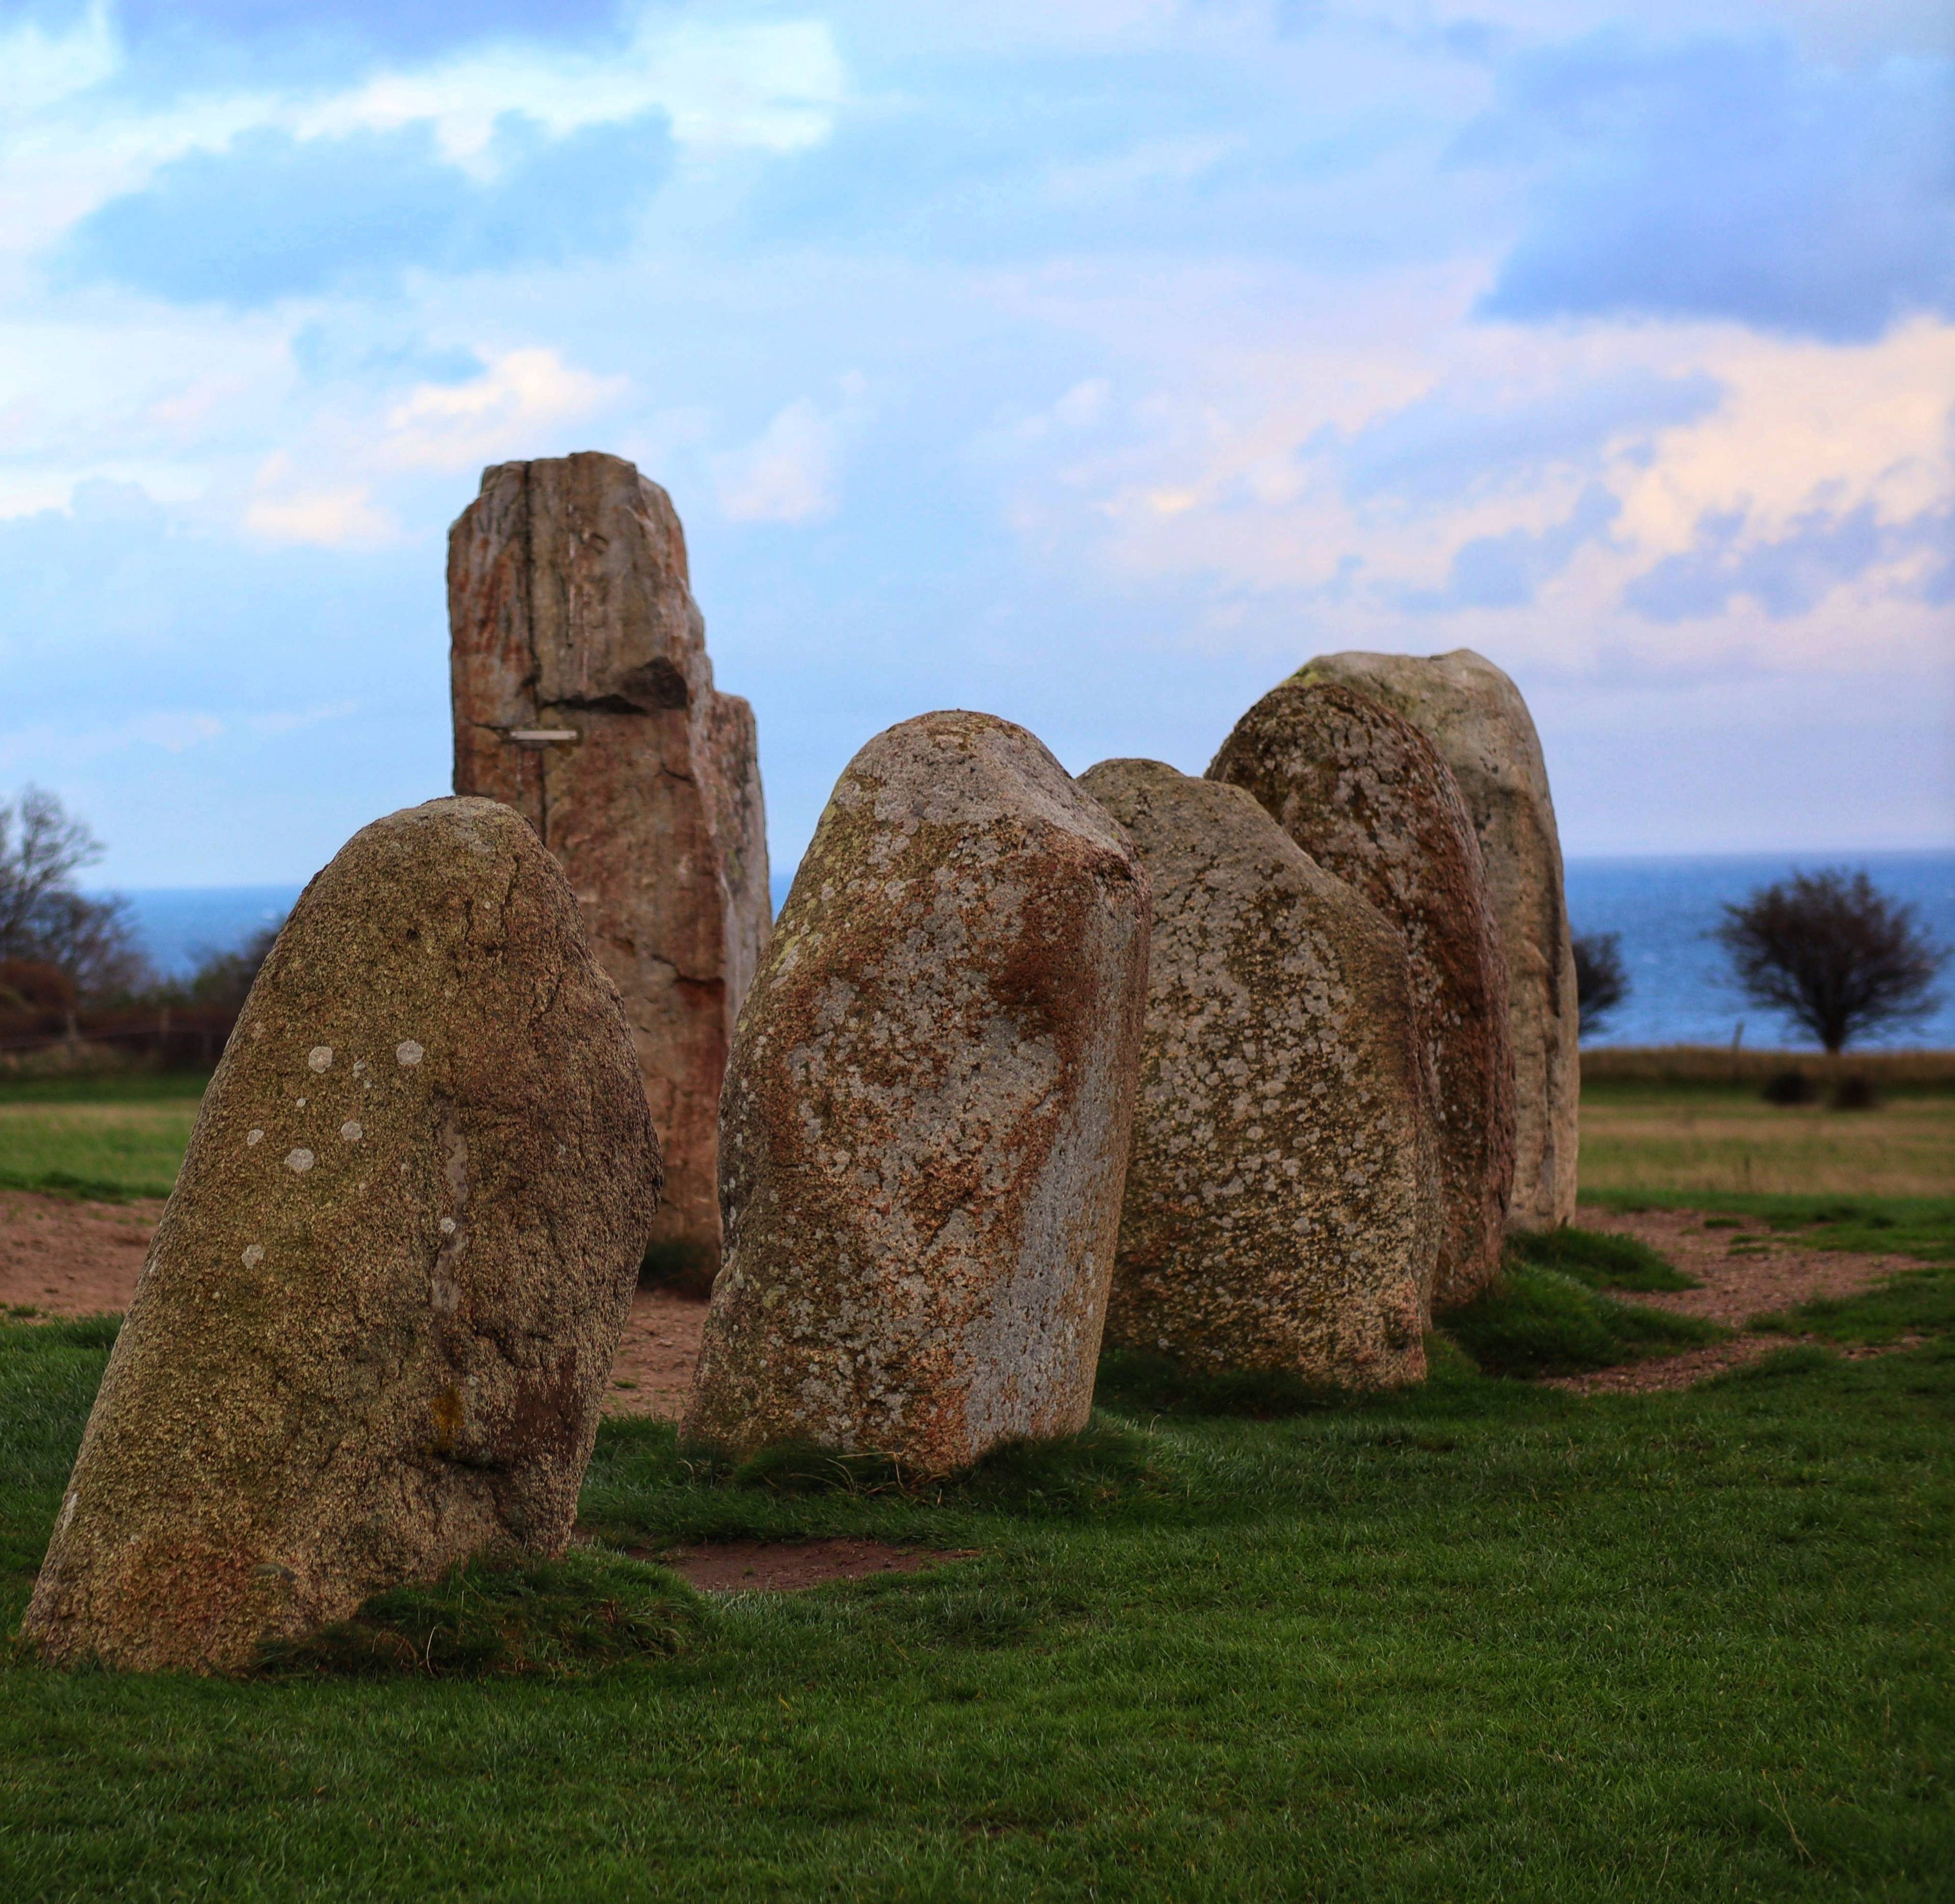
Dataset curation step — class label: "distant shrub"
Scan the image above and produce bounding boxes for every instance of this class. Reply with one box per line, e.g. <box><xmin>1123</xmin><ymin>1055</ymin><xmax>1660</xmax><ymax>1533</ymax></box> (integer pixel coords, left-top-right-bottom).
<box><xmin>1830</xmin><ymin>1075</ymin><xmax>1883</xmax><ymax>1111</ymax></box>
<box><xmin>1762</xmin><ymin>1070</ymin><xmax>1818</xmax><ymax>1106</ymax></box>
<box><xmin>1572</xmin><ymin>930</ymin><xmax>1629</xmax><ymax>1038</ymax></box>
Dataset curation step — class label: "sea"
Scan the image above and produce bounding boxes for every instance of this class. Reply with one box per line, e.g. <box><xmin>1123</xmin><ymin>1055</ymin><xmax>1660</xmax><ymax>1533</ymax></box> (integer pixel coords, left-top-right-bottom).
<box><xmin>105</xmin><ymin>849</ymin><xmax>1955</xmax><ymax>1052</ymax></box>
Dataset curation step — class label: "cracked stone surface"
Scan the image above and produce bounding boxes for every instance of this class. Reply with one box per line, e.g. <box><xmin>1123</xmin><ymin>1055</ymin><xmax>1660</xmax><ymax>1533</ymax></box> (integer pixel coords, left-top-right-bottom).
<box><xmin>1080</xmin><ymin>761</ymin><xmax>1438</xmax><ymax>1386</ymax></box>
<box><xmin>450</xmin><ymin>453</ymin><xmax>768</xmax><ymax>1290</ymax></box>
<box><xmin>684</xmin><ymin>711</ymin><xmax>1151</xmax><ymax>1473</ymax></box>
<box><xmin>22</xmin><ymin>799</ymin><xmax>662</xmax><ymax>1674</ymax></box>
<box><xmin>1301</xmin><ymin>650</ymin><xmax>1578</xmax><ymax>1230</ymax></box>
<box><xmin>1209</xmin><ymin>679</ymin><xmax>1516</xmax><ymax>1308</ymax></box>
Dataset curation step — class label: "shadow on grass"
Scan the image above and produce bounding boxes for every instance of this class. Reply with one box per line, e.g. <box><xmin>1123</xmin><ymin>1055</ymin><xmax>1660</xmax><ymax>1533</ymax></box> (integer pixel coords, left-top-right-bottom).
<box><xmin>253</xmin><ymin>1549</ymin><xmax>702</xmax><ymax>1681</ymax></box>
<box><xmin>0</xmin><ymin>1170</ymin><xmax>163</xmax><ymax>1203</ymax></box>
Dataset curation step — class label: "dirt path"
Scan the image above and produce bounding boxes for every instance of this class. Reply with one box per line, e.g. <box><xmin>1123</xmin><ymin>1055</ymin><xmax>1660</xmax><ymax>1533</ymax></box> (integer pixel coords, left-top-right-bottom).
<box><xmin>1559</xmin><ymin>1204</ymin><xmax>1929</xmax><ymax>1394</ymax></box>
<box><xmin>0</xmin><ymin>1189</ymin><xmax>163</xmax><ymax>1315</ymax></box>
<box><xmin>0</xmin><ymin>1188</ymin><xmax>705</xmax><ymax>1420</ymax></box>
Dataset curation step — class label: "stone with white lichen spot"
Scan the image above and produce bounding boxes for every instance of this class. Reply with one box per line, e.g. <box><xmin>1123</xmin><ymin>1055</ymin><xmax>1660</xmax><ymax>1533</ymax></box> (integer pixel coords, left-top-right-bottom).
<box><xmin>1209</xmin><ymin>678</ymin><xmax>1516</xmax><ymax>1308</ymax></box>
<box><xmin>22</xmin><ymin>796</ymin><xmax>663</xmax><ymax>1675</ymax></box>
<box><xmin>683</xmin><ymin>710</ymin><xmax>1151</xmax><ymax>1475</ymax></box>
<box><xmin>1079</xmin><ymin>760</ymin><xmax>1438</xmax><ymax>1386</ymax></box>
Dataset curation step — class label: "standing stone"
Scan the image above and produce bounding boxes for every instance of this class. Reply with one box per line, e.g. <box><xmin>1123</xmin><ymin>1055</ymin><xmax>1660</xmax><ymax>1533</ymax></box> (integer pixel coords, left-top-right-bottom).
<box><xmin>450</xmin><ymin>453</ymin><xmax>768</xmax><ymax>1292</ymax></box>
<box><xmin>1209</xmin><ymin>681</ymin><xmax>1515</xmax><ymax>1307</ymax></box>
<box><xmin>1079</xmin><ymin>761</ymin><xmax>1439</xmax><ymax>1385</ymax></box>
<box><xmin>683</xmin><ymin>712</ymin><xmax>1151</xmax><ymax>1473</ymax></box>
<box><xmin>23</xmin><ymin>799</ymin><xmax>661</xmax><ymax>1674</ymax></box>
<box><xmin>1298</xmin><ymin>650</ymin><xmax>1578</xmax><ymax>1229</ymax></box>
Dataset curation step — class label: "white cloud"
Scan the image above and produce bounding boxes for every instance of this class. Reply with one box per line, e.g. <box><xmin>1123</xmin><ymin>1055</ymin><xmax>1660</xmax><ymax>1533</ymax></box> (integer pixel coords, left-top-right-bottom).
<box><xmin>243</xmin><ymin>455</ymin><xmax>396</xmax><ymax>546</ymax></box>
<box><xmin>0</xmin><ymin>710</ymin><xmax>225</xmax><ymax>771</ymax></box>
<box><xmin>0</xmin><ymin>1</ymin><xmax>116</xmax><ymax>117</ymax></box>
<box><xmin>382</xmin><ymin>349</ymin><xmax>627</xmax><ymax>473</ymax></box>
<box><xmin>713</xmin><ymin>396</ymin><xmax>851</xmax><ymax>525</ymax></box>
<box><xmin>0</xmin><ymin>12</ymin><xmax>846</xmax><ymax>257</ymax></box>
<box><xmin>245</xmin><ymin>701</ymin><xmax>359</xmax><ymax>736</ymax></box>
<box><xmin>125</xmin><ymin>712</ymin><xmax>225</xmax><ymax>752</ymax></box>
<box><xmin>982</xmin><ymin>263</ymin><xmax>1955</xmax><ymax>678</ymax></box>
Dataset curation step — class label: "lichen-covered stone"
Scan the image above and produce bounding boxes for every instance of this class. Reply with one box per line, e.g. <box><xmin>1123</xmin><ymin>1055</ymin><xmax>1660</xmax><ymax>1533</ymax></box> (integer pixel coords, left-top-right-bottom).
<box><xmin>1299</xmin><ymin>649</ymin><xmax>1578</xmax><ymax>1229</ymax></box>
<box><xmin>22</xmin><ymin>799</ymin><xmax>661</xmax><ymax>1674</ymax></box>
<box><xmin>1209</xmin><ymin>681</ymin><xmax>1515</xmax><ymax>1306</ymax></box>
<box><xmin>450</xmin><ymin>453</ymin><xmax>768</xmax><ymax>1290</ymax></box>
<box><xmin>1079</xmin><ymin>761</ymin><xmax>1438</xmax><ymax>1385</ymax></box>
<box><xmin>682</xmin><ymin>711</ymin><xmax>1151</xmax><ymax>1473</ymax></box>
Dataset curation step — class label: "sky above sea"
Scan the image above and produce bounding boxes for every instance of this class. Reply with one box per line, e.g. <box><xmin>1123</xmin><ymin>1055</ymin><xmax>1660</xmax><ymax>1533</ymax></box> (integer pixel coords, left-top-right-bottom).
<box><xmin>3</xmin><ymin>0</ymin><xmax>1951</xmax><ymax>889</ymax></box>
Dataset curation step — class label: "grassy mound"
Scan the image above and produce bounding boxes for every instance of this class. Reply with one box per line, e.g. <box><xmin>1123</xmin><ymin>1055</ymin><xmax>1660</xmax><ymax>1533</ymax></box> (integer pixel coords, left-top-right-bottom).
<box><xmin>1439</xmin><ymin>1265</ymin><xmax>1724</xmax><ymax>1379</ymax></box>
<box><xmin>254</xmin><ymin>1549</ymin><xmax>700</xmax><ymax>1680</ymax></box>
<box><xmin>1505</xmin><ymin>1223</ymin><xmax>1696</xmax><ymax>1291</ymax></box>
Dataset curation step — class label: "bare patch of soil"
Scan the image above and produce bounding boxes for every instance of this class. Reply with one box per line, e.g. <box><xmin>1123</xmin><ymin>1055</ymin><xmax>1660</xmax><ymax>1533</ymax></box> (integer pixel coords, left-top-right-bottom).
<box><xmin>604</xmin><ymin>1290</ymin><xmax>708</xmax><ymax>1420</ymax></box>
<box><xmin>0</xmin><ymin>1189</ymin><xmax>160</xmax><ymax>1317</ymax></box>
<box><xmin>1554</xmin><ymin>1205</ymin><xmax>1930</xmax><ymax>1393</ymax></box>
<box><xmin>648</xmin><ymin>1537</ymin><xmax>978</xmax><ymax>1593</ymax></box>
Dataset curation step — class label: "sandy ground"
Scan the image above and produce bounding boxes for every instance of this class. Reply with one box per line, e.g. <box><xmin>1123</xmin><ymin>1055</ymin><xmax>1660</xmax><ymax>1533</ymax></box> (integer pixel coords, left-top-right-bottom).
<box><xmin>1558</xmin><ymin>1203</ymin><xmax>1929</xmax><ymax>1394</ymax></box>
<box><xmin>1</xmin><ymin>1191</ymin><xmax>1931</xmax><ymax>1413</ymax></box>
<box><xmin>0</xmin><ymin>1190</ymin><xmax>163</xmax><ymax>1313</ymax></box>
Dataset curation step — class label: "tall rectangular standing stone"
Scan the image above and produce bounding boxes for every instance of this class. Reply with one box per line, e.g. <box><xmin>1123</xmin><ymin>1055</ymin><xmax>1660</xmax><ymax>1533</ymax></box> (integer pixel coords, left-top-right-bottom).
<box><xmin>450</xmin><ymin>453</ymin><xmax>769</xmax><ymax>1288</ymax></box>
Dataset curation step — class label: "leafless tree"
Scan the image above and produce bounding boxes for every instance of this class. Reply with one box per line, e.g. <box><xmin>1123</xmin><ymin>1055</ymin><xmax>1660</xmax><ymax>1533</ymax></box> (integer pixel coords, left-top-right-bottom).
<box><xmin>1716</xmin><ymin>869</ymin><xmax>1946</xmax><ymax>1054</ymax></box>
<box><xmin>0</xmin><ymin>787</ymin><xmax>150</xmax><ymax>1001</ymax></box>
<box><xmin>1572</xmin><ymin>930</ymin><xmax>1629</xmax><ymax>1037</ymax></box>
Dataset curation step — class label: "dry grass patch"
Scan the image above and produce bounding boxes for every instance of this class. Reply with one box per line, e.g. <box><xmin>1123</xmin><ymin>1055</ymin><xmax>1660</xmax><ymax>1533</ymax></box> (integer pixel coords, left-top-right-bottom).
<box><xmin>1578</xmin><ymin>1087</ymin><xmax>1955</xmax><ymax>1200</ymax></box>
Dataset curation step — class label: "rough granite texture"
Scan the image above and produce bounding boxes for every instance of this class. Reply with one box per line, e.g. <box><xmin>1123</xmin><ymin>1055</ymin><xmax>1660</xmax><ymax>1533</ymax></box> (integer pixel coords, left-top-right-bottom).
<box><xmin>1208</xmin><ymin>681</ymin><xmax>1516</xmax><ymax>1307</ymax></box>
<box><xmin>683</xmin><ymin>711</ymin><xmax>1151</xmax><ymax>1473</ymax></box>
<box><xmin>1300</xmin><ymin>649</ymin><xmax>1577</xmax><ymax>1229</ymax></box>
<box><xmin>1079</xmin><ymin>761</ymin><xmax>1438</xmax><ymax>1385</ymax></box>
<box><xmin>450</xmin><ymin>453</ymin><xmax>767</xmax><ymax>1290</ymax></box>
<box><xmin>22</xmin><ymin>799</ymin><xmax>662</xmax><ymax>1674</ymax></box>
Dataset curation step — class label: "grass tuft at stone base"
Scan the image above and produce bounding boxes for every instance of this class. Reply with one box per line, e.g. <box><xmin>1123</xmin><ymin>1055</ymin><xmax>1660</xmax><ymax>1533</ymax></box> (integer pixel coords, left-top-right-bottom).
<box><xmin>252</xmin><ymin>1549</ymin><xmax>701</xmax><ymax>1681</ymax></box>
<box><xmin>1505</xmin><ymin>1223</ymin><xmax>1698</xmax><ymax>1291</ymax></box>
<box><xmin>1440</xmin><ymin>1264</ymin><xmax>1724</xmax><ymax>1379</ymax></box>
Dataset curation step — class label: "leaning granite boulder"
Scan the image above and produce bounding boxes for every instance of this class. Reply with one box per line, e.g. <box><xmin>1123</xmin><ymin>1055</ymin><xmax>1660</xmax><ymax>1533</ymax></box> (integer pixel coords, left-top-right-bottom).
<box><xmin>1079</xmin><ymin>761</ymin><xmax>1438</xmax><ymax>1385</ymax></box>
<box><xmin>23</xmin><ymin>798</ymin><xmax>661</xmax><ymax>1674</ymax></box>
<box><xmin>1209</xmin><ymin>680</ymin><xmax>1515</xmax><ymax>1307</ymax></box>
<box><xmin>1300</xmin><ymin>649</ymin><xmax>1577</xmax><ymax>1229</ymax></box>
<box><xmin>683</xmin><ymin>711</ymin><xmax>1151</xmax><ymax>1473</ymax></box>
<box><xmin>451</xmin><ymin>452</ymin><xmax>768</xmax><ymax>1292</ymax></box>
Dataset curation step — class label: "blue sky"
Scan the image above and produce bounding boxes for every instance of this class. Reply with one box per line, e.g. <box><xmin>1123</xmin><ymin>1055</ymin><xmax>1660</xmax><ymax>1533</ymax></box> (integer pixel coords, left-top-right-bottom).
<box><xmin>1</xmin><ymin>0</ymin><xmax>1949</xmax><ymax>886</ymax></box>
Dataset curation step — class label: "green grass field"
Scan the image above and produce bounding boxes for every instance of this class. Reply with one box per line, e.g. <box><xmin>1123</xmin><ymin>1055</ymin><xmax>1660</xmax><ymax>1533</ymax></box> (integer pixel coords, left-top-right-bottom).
<box><xmin>2</xmin><ymin>1071</ymin><xmax>1950</xmax><ymax>1900</ymax></box>
<box><xmin>0</xmin><ymin>1071</ymin><xmax>206</xmax><ymax>1201</ymax></box>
